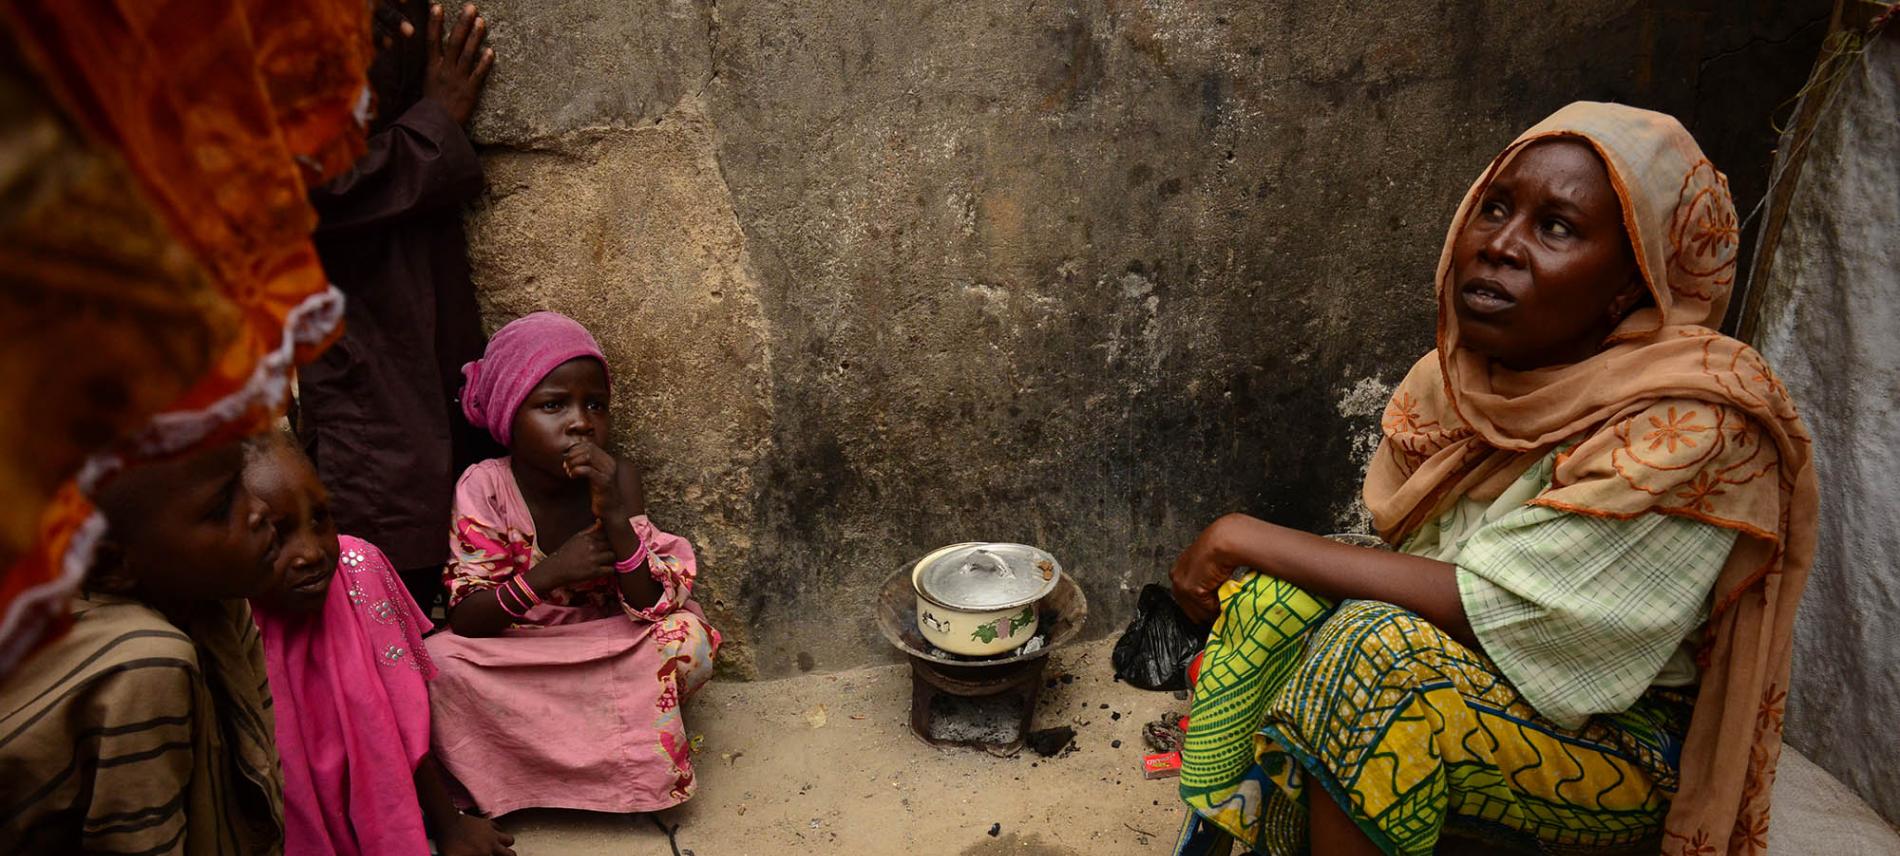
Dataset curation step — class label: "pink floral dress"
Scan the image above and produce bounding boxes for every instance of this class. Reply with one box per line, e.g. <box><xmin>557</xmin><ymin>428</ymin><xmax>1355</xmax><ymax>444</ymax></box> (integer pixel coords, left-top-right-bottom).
<box><xmin>444</xmin><ymin>457</ymin><xmax>697</xmax><ymax>624</ymax></box>
<box><xmin>425</xmin><ymin>457</ymin><xmax>720</xmax><ymax>816</ymax></box>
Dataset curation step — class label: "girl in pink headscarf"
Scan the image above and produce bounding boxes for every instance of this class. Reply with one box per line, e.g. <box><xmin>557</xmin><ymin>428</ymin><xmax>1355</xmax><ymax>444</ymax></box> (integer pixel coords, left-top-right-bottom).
<box><xmin>244</xmin><ymin>432</ymin><xmax>515</xmax><ymax>856</ymax></box>
<box><xmin>426</xmin><ymin>311</ymin><xmax>720</xmax><ymax>817</ymax></box>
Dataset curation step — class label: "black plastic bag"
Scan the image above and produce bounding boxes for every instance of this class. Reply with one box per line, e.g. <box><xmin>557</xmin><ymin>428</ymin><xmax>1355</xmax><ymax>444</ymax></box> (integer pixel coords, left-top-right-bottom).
<box><xmin>1112</xmin><ymin>583</ymin><xmax>1210</xmax><ymax>691</ymax></box>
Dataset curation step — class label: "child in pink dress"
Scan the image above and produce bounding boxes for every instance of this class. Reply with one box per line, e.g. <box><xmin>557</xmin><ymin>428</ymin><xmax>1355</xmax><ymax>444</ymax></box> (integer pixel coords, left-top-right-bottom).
<box><xmin>244</xmin><ymin>433</ymin><xmax>514</xmax><ymax>856</ymax></box>
<box><xmin>426</xmin><ymin>311</ymin><xmax>720</xmax><ymax>817</ymax></box>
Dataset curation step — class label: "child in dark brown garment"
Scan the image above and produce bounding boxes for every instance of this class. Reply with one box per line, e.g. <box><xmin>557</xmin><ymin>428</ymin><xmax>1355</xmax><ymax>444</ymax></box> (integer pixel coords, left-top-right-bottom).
<box><xmin>301</xmin><ymin>1</ymin><xmax>503</xmax><ymax>611</ymax></box>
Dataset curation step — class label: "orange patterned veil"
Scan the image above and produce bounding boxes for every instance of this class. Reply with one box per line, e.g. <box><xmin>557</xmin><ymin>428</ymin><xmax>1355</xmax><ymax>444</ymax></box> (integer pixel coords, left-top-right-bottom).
<box><xmin>1362</xmin><ymin>103</ymin><xmax>1817</xmax><ymax>855</ymax></box>
<box><xmin>0</xmin><ymin>0</ymin><xmax>370</xmax><ymax>670</ymax></box>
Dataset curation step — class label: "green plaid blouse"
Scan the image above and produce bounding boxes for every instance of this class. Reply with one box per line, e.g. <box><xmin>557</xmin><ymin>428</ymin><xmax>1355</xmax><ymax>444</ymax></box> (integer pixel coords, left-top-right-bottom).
<box><xmin>1399</xmin><ymin>447</ymin><xmax>1736</xmax><ymax>730</ymax></box>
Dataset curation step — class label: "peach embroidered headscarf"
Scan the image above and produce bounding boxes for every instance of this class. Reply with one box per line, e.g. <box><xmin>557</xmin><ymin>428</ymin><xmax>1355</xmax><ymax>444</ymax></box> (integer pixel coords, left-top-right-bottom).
<box><xmin>1363</xmin><ymin>102</ymin><xmax>1817</xmax><ymax>855</ymax></box>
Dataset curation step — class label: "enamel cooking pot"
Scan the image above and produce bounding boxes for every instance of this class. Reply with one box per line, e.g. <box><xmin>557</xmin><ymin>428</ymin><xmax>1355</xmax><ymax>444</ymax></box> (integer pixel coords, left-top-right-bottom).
<box><xmin>910</xmin><ymin>542</ymin><xmax>1062</xmax><ymax>657</ymax></box>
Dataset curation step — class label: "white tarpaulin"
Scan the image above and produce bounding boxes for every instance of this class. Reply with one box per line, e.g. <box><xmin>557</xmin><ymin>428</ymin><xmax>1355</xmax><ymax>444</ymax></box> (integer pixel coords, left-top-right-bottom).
<box><xmin>1752</xmin><ymin>24</ymin><xmax>1900</xmax><ymax>829</ymax></box>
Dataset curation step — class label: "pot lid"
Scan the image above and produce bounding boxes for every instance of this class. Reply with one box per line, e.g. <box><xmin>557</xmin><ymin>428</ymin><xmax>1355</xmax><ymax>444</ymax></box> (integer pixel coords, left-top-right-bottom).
<box><xmin>912</xmin><ymin>542</ymin><xmax>1061</xmax><ymax>611</ymax></box>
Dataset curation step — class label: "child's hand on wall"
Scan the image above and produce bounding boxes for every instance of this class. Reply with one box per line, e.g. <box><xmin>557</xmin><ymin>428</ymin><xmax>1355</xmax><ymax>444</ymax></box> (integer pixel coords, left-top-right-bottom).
<box><xmin>372</xmin><ymin>0</ymin><xmax>416</xmax><ymax>53</ymax></box>
<box><xmin>424</xmin><ymin>3</ymin><xmax>495</xmax><ymax>126</ymax></box>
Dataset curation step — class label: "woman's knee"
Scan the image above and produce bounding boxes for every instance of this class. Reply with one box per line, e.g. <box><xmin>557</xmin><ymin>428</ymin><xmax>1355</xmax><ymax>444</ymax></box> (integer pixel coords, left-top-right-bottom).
<box><xmin>1304</xmin><ymin>599</ymin><xmax>1449</xmax><ymax>679</ymax></box>
<box><xmin>1215</xmin><ymin>572</ymin><xmax>1332</xmax><ymax>644</ymax></box>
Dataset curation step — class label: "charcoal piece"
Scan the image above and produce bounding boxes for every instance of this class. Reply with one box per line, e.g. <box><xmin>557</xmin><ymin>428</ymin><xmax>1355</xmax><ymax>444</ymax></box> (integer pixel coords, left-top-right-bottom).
<box><xmin>1026</xmin><ymin>726</ymin><xmax>1076</xmax><ymax>758</ymax></box>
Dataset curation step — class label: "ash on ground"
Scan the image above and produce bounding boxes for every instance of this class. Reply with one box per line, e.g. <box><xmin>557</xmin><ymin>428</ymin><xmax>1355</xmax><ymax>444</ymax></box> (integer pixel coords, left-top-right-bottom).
<box><xmin>925</xmin><ymin>693</ymin><xmax>1029</xmax><ymax>745</ymax></box>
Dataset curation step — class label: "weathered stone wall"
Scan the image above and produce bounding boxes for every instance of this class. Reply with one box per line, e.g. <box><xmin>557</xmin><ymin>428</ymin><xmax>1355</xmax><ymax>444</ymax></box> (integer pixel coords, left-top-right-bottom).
<box><xmin>1753</xmin><ymin>30</ymin><xmax>1900</xmax><ymax>827</ymax></box>
<box><xmin>461</xmin><ymin>0</ymin><xmax>1828</xmax><ymax>678</ymax></box>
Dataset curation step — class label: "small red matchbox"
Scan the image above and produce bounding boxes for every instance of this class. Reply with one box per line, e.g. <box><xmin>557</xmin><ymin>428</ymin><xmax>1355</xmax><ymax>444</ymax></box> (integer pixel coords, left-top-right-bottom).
<box><xmin>1142</xmin><ymin>751</ymin><xmax>1182</xmax><ymax>779</ymax></box>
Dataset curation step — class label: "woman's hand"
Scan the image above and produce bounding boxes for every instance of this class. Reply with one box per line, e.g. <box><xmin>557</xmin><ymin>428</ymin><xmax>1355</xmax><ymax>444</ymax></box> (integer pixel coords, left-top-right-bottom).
<box><xmin>424</xmin><ymin>3</ymin><xmax>495</xmax><ymax>126</ymax></box>
<box><xmin>530</xmin><ymin>523</ymin><xmax>614</xmax><ymax>591</ymax></box>
<box><xmin>435</xmin><ymin>813</ymin><xmax>515</xmax><ymax>856</ymax></box>
<box><xmin>1168</xmin><ymin>514</ymin><xmax>1479</xmax><ymax>648</ymax></box>
<box><xmin>562</xmin><ymin>440</ymin><xmax>621</xmax><ymax>520</ymax></box>
<box><xmin>1170</xmin><ymin>514</ymin><xmax>1250</xmax><ymax>624</ymax></box>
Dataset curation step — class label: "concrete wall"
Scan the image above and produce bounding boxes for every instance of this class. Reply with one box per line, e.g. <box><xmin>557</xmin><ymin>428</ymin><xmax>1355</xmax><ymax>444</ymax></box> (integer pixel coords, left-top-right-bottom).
<box><xmin>461</xmin><ymin>0</ymin><xmax>1829</xmax><ymax>678</ymax></box>
<box><xmin>1754</xmin><ymin>30</ymin><xmax>1900</xmax><ymax>826</ymax></box>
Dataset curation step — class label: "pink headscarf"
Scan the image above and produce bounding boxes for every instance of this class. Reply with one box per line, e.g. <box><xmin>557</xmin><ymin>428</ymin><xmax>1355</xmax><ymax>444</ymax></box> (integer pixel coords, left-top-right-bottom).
<box><xmin>460</xmin><ymin>311</ymin><xmax>610</xmax><ymax>447</ymax></box>
<box><xmin>253</xmin><ymin>536</ymin><xmax>435</xmax><ymax>856</ymax></box>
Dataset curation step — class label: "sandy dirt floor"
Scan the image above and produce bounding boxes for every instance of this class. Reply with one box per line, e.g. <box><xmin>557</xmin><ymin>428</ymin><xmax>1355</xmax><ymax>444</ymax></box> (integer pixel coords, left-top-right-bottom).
<box><xmin>485</xmin><ymin>636</ymin><xmax>1898</xmax><ymax>855</ymax></box>
<box><xmin>502</xmin><ymin>639</ymin><xmax>1189</xmax><ymax>855</ymax></box>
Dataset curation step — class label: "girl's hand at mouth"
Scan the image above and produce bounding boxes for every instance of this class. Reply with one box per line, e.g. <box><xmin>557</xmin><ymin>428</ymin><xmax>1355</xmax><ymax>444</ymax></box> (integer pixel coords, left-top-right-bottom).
<box><xmin>561</xmin><ymin>440</ymin><xmax>622</xmax><ymax>520</ymax></box>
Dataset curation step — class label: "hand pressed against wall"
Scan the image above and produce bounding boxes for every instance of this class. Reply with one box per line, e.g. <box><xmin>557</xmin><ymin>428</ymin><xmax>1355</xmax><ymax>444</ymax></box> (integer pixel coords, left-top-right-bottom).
<box><xmin>425</xmin><ymin>3</ymin><xmax>496</xmax><ymax>126</ymax></box>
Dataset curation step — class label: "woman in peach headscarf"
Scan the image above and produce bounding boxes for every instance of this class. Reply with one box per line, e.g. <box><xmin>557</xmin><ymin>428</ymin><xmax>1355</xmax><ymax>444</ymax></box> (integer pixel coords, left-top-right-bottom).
<box><xmin>1171</xmin><ymin>103</ymin><xmax>1814</xmax><ymax>856</ymax></box>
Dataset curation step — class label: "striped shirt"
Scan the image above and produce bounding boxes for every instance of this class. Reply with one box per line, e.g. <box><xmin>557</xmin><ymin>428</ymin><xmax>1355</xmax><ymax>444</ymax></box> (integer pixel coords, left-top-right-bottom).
<box><xmin>0</xmin><ymin>594</ymin><xmax>284</xmax><ymax>855</ymax></box>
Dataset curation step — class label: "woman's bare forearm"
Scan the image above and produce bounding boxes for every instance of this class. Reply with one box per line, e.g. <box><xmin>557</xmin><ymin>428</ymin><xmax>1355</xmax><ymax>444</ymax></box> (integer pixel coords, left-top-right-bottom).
<box><xmin>1207</xmin><ymin>514</ymin><xmax>1478</xmax><ymax>648</ymax></box>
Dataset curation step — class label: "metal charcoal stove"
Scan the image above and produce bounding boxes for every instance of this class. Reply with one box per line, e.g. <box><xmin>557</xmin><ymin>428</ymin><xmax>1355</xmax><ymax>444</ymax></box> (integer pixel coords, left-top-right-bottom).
<box><xmin>874</xmin><ymin>566</ymin><xmax>1088</xmax><ymax>754</ymax></box>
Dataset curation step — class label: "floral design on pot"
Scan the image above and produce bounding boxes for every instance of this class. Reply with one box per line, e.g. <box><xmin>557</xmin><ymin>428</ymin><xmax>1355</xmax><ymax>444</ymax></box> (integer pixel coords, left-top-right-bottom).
<box><xmin>970</xmin><ymin>606</ymin><xmax>1037</xmax><ymax>644</ymax></box>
